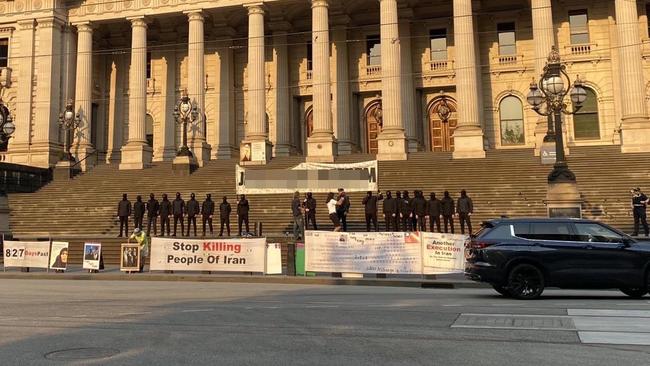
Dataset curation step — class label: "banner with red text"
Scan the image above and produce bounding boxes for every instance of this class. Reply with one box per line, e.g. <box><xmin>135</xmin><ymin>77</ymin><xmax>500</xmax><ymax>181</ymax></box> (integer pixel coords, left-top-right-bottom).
<box><xmin>150</xmin><ymin>237</ymin><xmax>267</xmax><ymax>272</ymax></box>
<box><xmin>421</xmin><ymin>232</ymin><xmax>467</xmax><ymax>274</ymax></box>
<box><xmin>3</xmin><ymin>241</ymin><xmax>50</xmax><ymax>269</ymax></box>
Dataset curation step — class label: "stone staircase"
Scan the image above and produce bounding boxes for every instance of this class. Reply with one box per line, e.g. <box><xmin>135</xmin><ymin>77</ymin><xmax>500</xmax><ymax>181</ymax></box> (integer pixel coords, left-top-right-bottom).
<box><xmin>6</xmin><ymin>145</ymin><xmax>650</xmax><ymax>264</ymax></box>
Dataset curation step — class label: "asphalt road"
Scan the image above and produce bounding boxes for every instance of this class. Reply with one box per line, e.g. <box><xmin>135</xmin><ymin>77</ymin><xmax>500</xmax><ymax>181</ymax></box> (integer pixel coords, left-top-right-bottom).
<box><xmin>0</xmin><ymin>280</ymin><xmax>648</xmax><ymax>366</ymax></box>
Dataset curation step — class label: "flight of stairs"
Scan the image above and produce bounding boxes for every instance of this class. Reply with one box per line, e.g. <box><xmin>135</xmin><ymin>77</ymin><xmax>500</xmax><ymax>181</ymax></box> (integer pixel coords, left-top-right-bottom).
<box><xmin>6</xmin><ymin>145</ymin><xmax>649</xmax><ymax>264</ymax></box>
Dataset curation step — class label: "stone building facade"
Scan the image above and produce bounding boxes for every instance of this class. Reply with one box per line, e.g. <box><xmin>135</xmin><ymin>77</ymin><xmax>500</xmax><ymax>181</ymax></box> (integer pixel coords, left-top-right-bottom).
<box><xmin>1</xmin><ymin>0</ymin><xmax>650</xmax><ymax>169</ymax></box>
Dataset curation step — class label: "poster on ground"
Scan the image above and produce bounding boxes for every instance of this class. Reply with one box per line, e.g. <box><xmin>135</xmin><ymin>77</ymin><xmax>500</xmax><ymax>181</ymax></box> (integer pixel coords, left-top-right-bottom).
<box><xmin>304</xmin><ymin>231</ymin><xmax>422</xmax><ymax>274</ymax></box>
<box><xmin>149</xmin><ymin>237</ymin><xmax>267</xmax><ymax>272</ymax></box>
<box><xmin>120</xmin><ymin>243</ymin><xmax>141</xmax><ymax>272</ymax></box>
<box><xmin>3</xmin><ymin>241</ymin><xmax>50</xmax><ymax>269</ymax></box>
<box><xmin>421</xmin><ymin>232</ymin><xmax>468</xmax><ymax>274</ymax></box>
<box><xmin>49</xmin><ymin>241</ymin><xmax>70</xmax><ymax>271</ymax></box>
<box><xmin>83</xmin><ymin>243</ymin><xmax>102</xmax><ymax>270</ymax></box>
<box><xmin>266</xmin><ymin>243</ymin><xmax>282</xmax><ymax>275</ymax></box>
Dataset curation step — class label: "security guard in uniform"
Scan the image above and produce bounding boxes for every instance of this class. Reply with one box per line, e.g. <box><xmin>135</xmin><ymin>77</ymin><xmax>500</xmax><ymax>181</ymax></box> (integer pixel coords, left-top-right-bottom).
<box><xmin>631</xmin><ymin>187</ymin><xmax>649</xmax><ymax>237</ymax></box>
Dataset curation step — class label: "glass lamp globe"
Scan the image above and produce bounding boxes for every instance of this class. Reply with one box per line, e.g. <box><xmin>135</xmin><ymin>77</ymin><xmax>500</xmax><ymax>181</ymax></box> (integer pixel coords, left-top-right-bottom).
<box><xmin>64</xmin><ymin>110</ymin><xmax>74</xmax><ymax>121</ymax></box>
<box><xmin>2</xmin><ymin>120</ymin><xmax>15</xmax><ymax>135</ymax></box>
<box><xmin>570</xmin><ymin>84</ymin><xmax>587</xmax><ymax>105</ymax></box>
<box><xmin>181</xmin><ymin>103</ymin><xmax>190</xmax><ymax>113</ymax></box>
<box><xmin>542</xmin><ymin>75</ymin><xmax>565</xmax><ymax>95</ymax></box>
<box><xmin>526</xmin><ymin>87</ymin><xmax>544</xmax><ymax>107</ymax></box>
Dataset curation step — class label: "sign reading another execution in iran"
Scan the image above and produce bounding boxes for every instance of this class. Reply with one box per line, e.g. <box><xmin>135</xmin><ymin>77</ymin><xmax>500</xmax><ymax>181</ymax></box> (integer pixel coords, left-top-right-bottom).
<box><xmin>150</xmin><ymin>237</ymin><xmax>266</xmax><ymax>272</ymax></box>
<box><xmin>236</xmin><ymin>160</ymin><xmax>378</xmax><ymax>194</ymax></box>
<box><xmin>421</xmin><ymin>232</ymin><xmax>467</xmax><ymax>274</ymax></box>
<box><xmin>304</xmin><ymin>231</ymin><xmax>422</xmax><ymax>274</ymax></box>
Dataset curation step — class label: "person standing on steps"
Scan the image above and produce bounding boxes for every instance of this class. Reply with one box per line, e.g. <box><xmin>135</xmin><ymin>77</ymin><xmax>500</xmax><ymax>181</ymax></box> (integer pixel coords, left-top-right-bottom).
<box><xmin>201</xmin><ymin>193</ymin><xmax>215</xmax><ymax>237</ymax></box>
<box><xmin>336</xmin><ymin>188</ymin><xmax>350</xmax><ymax>232</ymax></box>
<box><xmin>400</xmin><ymin>190</ymin><xmax>413</xmax><ymax>232</ymax></box>
<box><xmin>292</xmin><ymin>191</ymin><xmax>305</xmax><ymax>241</ymax></box>
<box><xmin>304</xmin><ymin>192</ymin><xmax>318</xmax><ymax>230</ymax></box>
<box><xmin>237</xmin><ymin>194</ymin><xmax>250</xmax><ymax>236</ymax></box>
<box><xmin>427</xmin><ymin>192</ymin><xmax>442</xmax><ymax>233</ymax></box>
<box><xmin>412</xmin><ymin>190</ymin><xmax>427</xmax><ymax>232</ymax></box>
<box><xmin>441</xmin><ymin>191</ymin><xmax>455</xmax><ymax>234</ymax></box>
<box><xmin>395</xmin><ymin>191</ymin><xmax>403</xmax><ymax>231</ymax></box>
<box><xmin>456</xmin><ymin>189</ymin><xmax>474</xmax><ymax>235</ymax></box>
<box><xmin>133</xmin><ymin>195</ymin><xmax>145</xmax><ymax>230</ymax></box>
<box><xmin>146</xmin><ymin>193</ymin><xmax>160</xmax><ymax>236</ymax></box>
<box><xmin>159</xmin><ymin>193</ymin><xmax>172</xmax><ymax>237</ymax></box>
<box><xmin>382</xmin><ymin>191</ymin><xmax>398</xmax><ymax>231</ymax></box>
<box><xmin>362</xmin><ymin>191</ymin><xmax>383</xmax><ymax>232</ymax></box>
<box><xmin>631</xmin><ymin>187</ymin><xmax>649</xmax><ymax>237</ymax></box>
<box><xmin>219</xmin><ymin>196</ymin><xmax>232</xmax><ymax>236</ymax></box>
<box><xmin>186</xmin><ymin>193</ymin><xmax>200</xmax><ymax>237</ymax></box>
<box><xmin>117</xmin><ymin>193</ymin><xmax>131</xmax><ymax>237</ymax></box>
<box><xmin>327</xmin><ymin>192</ymin><xmax>341</xmax><ymax>232</ymax></box>
<box><xmin>172</xmin><ymin>192</ymin><xmax>185</xmax><ymax>237</ymax></box>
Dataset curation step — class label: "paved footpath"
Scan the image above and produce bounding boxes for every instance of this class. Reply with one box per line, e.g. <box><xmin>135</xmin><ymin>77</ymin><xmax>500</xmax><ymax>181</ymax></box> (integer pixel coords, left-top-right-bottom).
<box><xmin>0</xmin><ymin>279</ymin><xmax>648</xmax><ymax>365</ymax></box>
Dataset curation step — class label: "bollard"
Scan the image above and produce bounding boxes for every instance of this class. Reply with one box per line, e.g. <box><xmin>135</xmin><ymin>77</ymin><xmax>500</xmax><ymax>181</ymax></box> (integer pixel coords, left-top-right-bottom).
<box><xmin>286</xmin><ymin>243</ymin><xmax>296</xmax><ymax>276</ymax></box>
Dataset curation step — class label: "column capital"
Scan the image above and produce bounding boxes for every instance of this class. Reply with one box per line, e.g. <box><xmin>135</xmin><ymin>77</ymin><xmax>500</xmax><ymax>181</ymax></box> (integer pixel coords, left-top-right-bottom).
<box><xmin>184</xmin><ymin>10</ymin><xmax>205</xmax><ymax>22</ymax></box>
<box><xmin>244</xmin><ymin>2</ymin><xmax>265</xmax><ymax>15</ymax></box>
<box><xmin>312</xmin><ymin>0</ymin><xmax>329</xmax><ymax>9</ymax></box>
<box><xmin>127</xmin><ymin>16</ymin><xmax>149</xmax><ymax>29</ymax></box>
<box><xmin>36</xmin><ymin>17</ymin><xmax>65</xmax><ymax>30</ymax></box>
<box><xmin>73</xmin><ymin>21</ymin><xmax>94</xmax><ymax>33</ymax></box>
<box><xmin>17</xmin><ymin>19</ymin><xmax>36</xmax><ymax>31</ymax></box>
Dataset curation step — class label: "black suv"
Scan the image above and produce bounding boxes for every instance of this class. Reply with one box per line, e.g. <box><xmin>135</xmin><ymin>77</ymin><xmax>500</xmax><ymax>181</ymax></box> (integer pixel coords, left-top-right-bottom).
<box><xmin>465</xmin><ymin>218</ymin><xmax>650</xmax><ymax>299</ymax></box>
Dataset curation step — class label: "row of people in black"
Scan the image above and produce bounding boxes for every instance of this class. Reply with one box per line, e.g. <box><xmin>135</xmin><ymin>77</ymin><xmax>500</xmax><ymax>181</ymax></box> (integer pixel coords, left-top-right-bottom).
<box><xmin>117</xmin><ymin>193</ymin><xmax>250</xmax><ymax>237</ymax></box>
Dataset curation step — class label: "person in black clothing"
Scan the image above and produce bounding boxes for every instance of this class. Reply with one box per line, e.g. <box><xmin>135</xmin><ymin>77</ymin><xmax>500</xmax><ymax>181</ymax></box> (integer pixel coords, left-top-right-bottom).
<box><xmin>427</xmin><ymin>192</ymin><xmax>442</xmax><ymax>233</ymax></box>
<box><xmin>202</xmin><ymin>194</ymin><xmax>215</xmax><ymax>236</ymax></box>
<box><xmin>146</xmin><ymin>193</ymin><xmax>160</xmax><ymax>236</ymax></box>
<box><xmin>362</xmin><ymin>191</ymin><xmax>383</xmax><ymax>231</ymax></box>
<box><xmin>133</xmin><ymin>195</ymin><xmax>145</xmax><ymax>230</ymax></box>
<box><xmin>631</xmin><ymin>187</ymin><xmax>649</xmax><ymax>236</ymax></box>
<box><xmin>337</xmin><ymin>188</ymin><xmax>351</xmax><ymax>232</ymax></box>
<box><xmin>456</xmin><ymin>189</ymin><xmax>474</xmax><ymax>235</ymax></box>
<box><xmin>412</xmin><ymin>190</ymin><xmax>427</xmax><ymax>231</ymax></box>
<box><xmin>395</xmin><ymin>191</ymin><xmax>403</xmax><ymax>231</ymax></box>
<box><xmin>220</xmin><ymin>196</ymin><xmax>232</xmax><ymax>236</ymax></box>
<box><xmin>292</xmin><ymin>191</ymin><xmax>305</xmax><ymax>240</ymax></box>
<box><xmin>400</xmin><ymin>190</ymin><xmax>413</xmax><ymax>232</ymax></box>
<box><xmin>117</xmin><ymin>193</ymin><xmax>131</xmax><ymax>237</ymax></box>
<box><xmin>172</xmin><ymin>192</ymin><xmax>185</xmax><ymax>237</ymax></box>
<box><xmin>441</xmin><ymin>191</ymin><xmax>455</xmax><ymax>234</ymax></box>
<box><xmin>237</xmin><ymin>195</ymin><xmax>250</xmax><ymax>236</ymax></box>
<box><xmin>186</xmin><ymin>193</ymin><xmax>200</xmax><ymax>236</ymax></box>
<box><xmin>382</xmin><ymin>191</ymin><xmax>398</xmax><ymax>231</ymax></box>
<box><xmin>304</xmin><ymin>192</ymin><xmax>317</xmax><ymax>230</ymax></box>
<box><xmin>159</xmin><ymin>193</ymin><xmax>172</xmax><ymax>236</ymax></box>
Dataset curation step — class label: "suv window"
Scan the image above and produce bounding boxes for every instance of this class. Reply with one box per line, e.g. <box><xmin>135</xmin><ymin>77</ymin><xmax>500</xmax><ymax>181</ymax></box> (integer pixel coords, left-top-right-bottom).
<box><xmin>521</xmin><ymin>222</ymin><xmax>572</xmax><ymax>241</ymax></box>
<box><xmin>573</xmin><ymin>223</ymin><xmax>624</xmax><ymax>243</ymax></box>
<box><xmin>481</xmin><ymin>224</ymin><xmax>512</xmax><ymax>239</ymax></box>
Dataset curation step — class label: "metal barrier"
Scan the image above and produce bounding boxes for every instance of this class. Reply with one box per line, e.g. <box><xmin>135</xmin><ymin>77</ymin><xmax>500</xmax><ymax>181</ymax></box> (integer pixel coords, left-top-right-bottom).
<box><xmin>0</xmin><ymin>162</ymin><xmax>52</xmax><ymax>193</ymax></box>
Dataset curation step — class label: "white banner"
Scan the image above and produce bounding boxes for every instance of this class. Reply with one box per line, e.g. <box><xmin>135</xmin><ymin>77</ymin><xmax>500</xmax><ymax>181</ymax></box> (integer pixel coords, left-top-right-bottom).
<box><xmin>3</xmin><ymin>241</ymin><xmax>50</xmax><ymax>269</ymax></box>
<box><xmin>83</xmin><ymin>243</ymin><xmax>102</xmax><ymax>270</ymax></box>
<box><xmin>150</xmin><ymin>237</ymin><xmax>267</xmax><ymax>272</ymax></box>
<box><xmin>265</xmin><ymin>243</ymin><xmax>282</xmax><ymax>275</ymax></box>
<box><xmin>236</xmin><ymin>160</ymin><xmax>378</xmax><ymax>194</ymax></box>
<box><xmin>49</xmin><ymin>241</ymin><xmax>69</xmax><ymax>271</ymax></box>
<box><xmin>304</xmin><ymin>231</ymin><xmax>422</xmax><ymax>274</ymax></box>
<box><xmin>421</xmin><ymin>232</ymin><xmax>468</xmax><ymax>274</ymax></box>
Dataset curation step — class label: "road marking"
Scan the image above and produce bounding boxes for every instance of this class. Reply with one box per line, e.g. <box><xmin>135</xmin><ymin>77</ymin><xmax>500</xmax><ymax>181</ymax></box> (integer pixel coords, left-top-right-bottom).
<box><xmin>571</xmin><ymin>316</ymin><xmax>650</xmax><ymax>333</ymax></box>
<box><xmin>181</xmin><ymin>309</ymin><xmax>214</xmax><ymax>313</ymax></box>
<box><xmin>578</xmin><ymin>331</ymin><xmax>650</xmax><ymax>346</ymax></box>
<box><xmin>568</xmin><ymin>309</ymin><xmax>650</xmax><ymax>318</ymax></box>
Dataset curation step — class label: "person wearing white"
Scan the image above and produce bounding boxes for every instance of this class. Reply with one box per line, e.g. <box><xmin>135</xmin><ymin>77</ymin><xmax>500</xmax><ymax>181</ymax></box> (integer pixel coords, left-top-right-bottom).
<box><xmin>326</xmin><ymin>192</ymin><xmax>341</xmax><ymax>232</ymax></box>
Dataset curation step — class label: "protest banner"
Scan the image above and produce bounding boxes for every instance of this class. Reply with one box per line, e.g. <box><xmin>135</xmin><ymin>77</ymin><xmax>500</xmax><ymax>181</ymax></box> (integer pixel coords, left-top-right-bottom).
<box><xmin>82</xmin><ymin>243</ymin><xmax>102</xmax><ymax>270</ymax></box>
<box><xmin>421</xmin><ymin>232</ymin><xmax>468</xmax><ymax>274</ymax></box>
<box><xmin>304</xmin><ymin>231</ymin><xmax>422</xmax><ymax>274</ymax></box>
<box><xmin>265</xmin><ymin>243</ymin><xmax>282</xmax><ymax>275</ymax></box>
<box><xmin>150</xmin><ymin>237</ymin><xmax>267</xmax><ymax>272</ymax></box>
<box><xmin>3</xmin><ymin>241</ymin><xmax>50</xmax><ymax>269</ymax></box>
<box><xmin>49</xmin><ymin>241</ymin><xmax>69</xmax><ymax>271</ymax></box>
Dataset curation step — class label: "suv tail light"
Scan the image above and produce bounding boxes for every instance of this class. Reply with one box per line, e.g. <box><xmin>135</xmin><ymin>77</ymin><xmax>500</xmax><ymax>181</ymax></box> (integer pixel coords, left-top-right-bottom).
<box><xmin>467</xmin><ymin>240</ymin><xmax>494</xmax><ymax>249</ymax></box>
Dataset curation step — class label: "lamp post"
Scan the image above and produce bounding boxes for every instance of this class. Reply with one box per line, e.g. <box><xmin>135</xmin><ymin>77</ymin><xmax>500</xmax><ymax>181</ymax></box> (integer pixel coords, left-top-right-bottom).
<box><xmin>173</xmin><ymin>90</ymin><xmax>199</xmax><ymax>157</ymax></box>
<box><xmin>436</xmin><ymin>94</ymin><xmax>452</xmax><ymax>123</ymax></box>
<box><xmin>527</xmin><ymin>46</ymin><xmax>587</xmax><ymax>217</ymax></box>
<box><xmin>0</xmin><ymin>98</ymin><xmax>15</xmax><ymax>150</ymax></box>
<box><xmin>58</xmin><ymin>99</ymin><xmax>81</xmax><ymax>162</ymax></box>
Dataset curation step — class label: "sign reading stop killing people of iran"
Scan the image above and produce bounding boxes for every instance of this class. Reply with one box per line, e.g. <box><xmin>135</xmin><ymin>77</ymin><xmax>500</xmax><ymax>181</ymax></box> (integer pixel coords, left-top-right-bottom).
<box><xmin>150</xmin><ymin>237</ymin><xmax>267</xmax><ymax>272</ymax></box>
<box><xmin>304</xmin><ymin>231</ymin><xmax>422</xmax><ymax>274</ymax></box>
<box><xmin>421</xmin><ymin>232</ymin><xmax>468</xmax><ymax>274</ymax></box>
<box><xmin>3</xmin><ymin>241</ymin><xmax>50</xmax><ymax>269</ymax></box>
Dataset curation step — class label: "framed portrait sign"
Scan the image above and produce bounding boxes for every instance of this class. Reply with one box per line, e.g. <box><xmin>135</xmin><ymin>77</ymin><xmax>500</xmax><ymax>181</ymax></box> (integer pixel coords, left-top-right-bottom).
<box><xmin>120</xmin><ymin>243</ymin><xmax>141</xmax><ymax>272</ymax></box>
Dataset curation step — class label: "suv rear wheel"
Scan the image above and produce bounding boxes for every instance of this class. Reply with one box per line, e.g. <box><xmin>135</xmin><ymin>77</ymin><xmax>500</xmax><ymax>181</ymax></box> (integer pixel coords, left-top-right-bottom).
<box><xmin>507</xmin><ymin>264</ymin><xmax>545</xmax><ymax>300</ymax></box>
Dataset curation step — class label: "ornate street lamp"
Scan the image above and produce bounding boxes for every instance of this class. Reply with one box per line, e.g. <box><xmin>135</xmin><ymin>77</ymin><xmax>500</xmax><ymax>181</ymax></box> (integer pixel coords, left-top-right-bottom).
<box><xmin>0</xmin><ymin>98</ymin><xmax>15</xmax><ymax>149</ymax></box>
<box><xmin>527</xmin><ymin>46</ymin><xmax>587</xmax><ymax>183</ymax></box>
<box><xmin>58</xmin><ymin>99</ymin><xmax>81</xmax><ymax>162</ymax></box>
<box><xmin>436</xmin><ymin>94</ymin><xmax>452</xmax><ymax>123</ymax></box>
<box><xmin>173</xmin><ymin>90</ymin><xmax>199</xmax><ymax>157</ymax></box>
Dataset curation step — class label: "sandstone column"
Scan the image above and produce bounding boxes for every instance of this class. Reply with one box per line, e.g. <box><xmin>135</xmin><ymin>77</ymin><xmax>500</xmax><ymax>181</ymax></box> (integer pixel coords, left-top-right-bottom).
<box><xmin>398</xmin><ymin>16</ymin><xmax>417</xmax><ymax>152</ymax></box>
<box><xmin>377</xmin><ymin>0</ymin><xmax>407</xmax><ymax>160</ymax></box>
<box><xmin>307</xmin><ymin>0</ymin><xmax>337</xmax><ymax>162</ymax></box>
<box><xmin>270</xmin><ymin>21</ymin><xmax>291</xmax><ymax>157</ymax></box>
<box><xmin>155</xmin><ymin>51</ymin><xmax>178</xmax><ymax>161</ymax></box>
<box><xmin>531</xmin><ymin>0</ymin><xmax>555</xmax><ymax>156</ymax></box>
<box><xmin>331</xmin><ymin>17</ymin><xmax>352</xmax><ymax>154</ymax></box>
<box><xmin>212</xmin><ymin>26</ymin><xmax>237</xmax><ymax>159</ymax></box>
<box><xmin>120</xmin><ymin>17</ymin><xmax>152</xmax><ymax>170</ymax></box>
<box><xmin>9</xmin><ymin>20</ymin><xmax>36</xmax><ymax>164</ymax></box>
<box><xmin>186</xmin><ymin>11</ymin><xmax>211</xmax><ymax>165</ymax></box>
<box><xmin>242</xmin><ymin>3</ymin><xmax>271</xmax><ymax>164</ymax></box>
<box><xmin>73</xmin><ymin>22</ymin><xmax>96</xmax><ymax>170</ymax></box>
<box><xmin>616</xmin><ymin>0</ymin><xmax>650</xmax><ymax>152</ymax></box>
<box><xmin>452</xmin><ymin>0</ymin><xmax>485</xmax><ymax>158</ymax></box>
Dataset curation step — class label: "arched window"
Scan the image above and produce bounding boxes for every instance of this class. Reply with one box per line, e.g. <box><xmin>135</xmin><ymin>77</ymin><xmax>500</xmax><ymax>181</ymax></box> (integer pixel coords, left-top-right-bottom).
<box><xmin>573</xmin><ymin>88</ymin><xmax>599</xmax><ymax>140</ymax></box>
<box><xmin>499</xmin><ymin>96</ymin><xmax>525</xmax><ymax>145</ymax></box>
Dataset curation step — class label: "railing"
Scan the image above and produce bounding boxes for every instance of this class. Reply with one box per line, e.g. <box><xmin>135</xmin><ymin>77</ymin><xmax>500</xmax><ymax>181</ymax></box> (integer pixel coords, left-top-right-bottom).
<box><xmin>71</xmin><ymin>149</ymin><xmax>99</xmax><ymax>172</ymax></box>
<box><xmin>428</xmin><ymin>60</ymin><xmax>452</xmax><ymax>71</ymax></box>
<box><xmin>496</xmin><ymin>54</ymin><xmax>520</xmax><ymax>64</ymax></box>
<box><xmin>0</xmin><ymin>162</ymin><xmax>52</xmax><ymax>193</ymax></box>
<box><xmin>565</xmin><ymin>43</ymin><xmax>596</xmax><ymax>56</ymax></box>
<box><xmin>365</xmin><ymin>65</ymin><xmax>381</xmax><ymax>76</ymax></box>
<box><xmin>306</xmin><ymin>70</ymin><xmax>313</xmax><ymax>80</ymax></box>
<box><xmin>146</xmin><ymin>78</ymin><xmax>156</xmax><ymax>94</ymax></box>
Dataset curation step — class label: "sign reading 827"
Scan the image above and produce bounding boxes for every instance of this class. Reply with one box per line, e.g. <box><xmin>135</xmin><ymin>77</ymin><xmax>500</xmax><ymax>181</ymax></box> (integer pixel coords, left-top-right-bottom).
<box><xmin>5</xmin><ymin>247</ymin><xmax>26</xmax><ymax>259</ymax></box>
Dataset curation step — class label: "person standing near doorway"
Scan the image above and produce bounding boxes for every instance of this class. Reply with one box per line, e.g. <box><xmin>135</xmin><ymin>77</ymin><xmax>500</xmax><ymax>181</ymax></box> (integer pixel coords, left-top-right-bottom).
<box><xmin>441</xmin><ymin>191</ymin><xmax>455</xmax><ymax>234</ymax></box>
<box><xmin>117</xmin><ymin>193</ymin><xmax>131</xmax><ymax>237</ymax></box>
<box><xmin>456</xmin><ymin>190</ymin><xmax>474</xmax><ymax>235</ymax></box>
